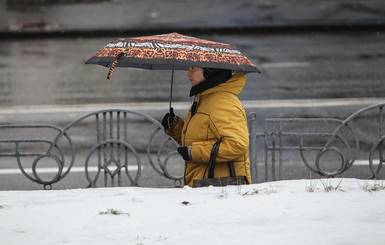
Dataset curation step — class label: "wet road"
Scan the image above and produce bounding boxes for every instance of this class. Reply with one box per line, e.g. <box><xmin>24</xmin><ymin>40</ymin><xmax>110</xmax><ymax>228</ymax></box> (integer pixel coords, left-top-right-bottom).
<box><xmin>1</xmin><ymin>31</ymin><xmax>385</xmax><ymax>107</ymax></box>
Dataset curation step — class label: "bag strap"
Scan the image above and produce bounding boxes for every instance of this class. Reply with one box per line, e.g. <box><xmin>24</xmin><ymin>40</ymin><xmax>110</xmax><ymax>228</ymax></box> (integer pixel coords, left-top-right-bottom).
<box><xmin>228</xmin><ymin>161</ymin><xmax>236</xmax><ymax>177</ymax></box>
<box><xmin>207</xmin><ymin>141</ymin><xmax>237</xmax><ymax>178</ymax></box>
<box><xmin>207</xmin><ymin>141</ymin><xmax>220</xmax><ymax>178</ymax></box>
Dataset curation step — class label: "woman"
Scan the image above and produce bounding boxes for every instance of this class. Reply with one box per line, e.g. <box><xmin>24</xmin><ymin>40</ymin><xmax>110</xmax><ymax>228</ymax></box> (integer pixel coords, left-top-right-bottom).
<box><xmin>162</xmin><ymin>67</ymin><xmax>251</xmax><ymax>187</ymax></box>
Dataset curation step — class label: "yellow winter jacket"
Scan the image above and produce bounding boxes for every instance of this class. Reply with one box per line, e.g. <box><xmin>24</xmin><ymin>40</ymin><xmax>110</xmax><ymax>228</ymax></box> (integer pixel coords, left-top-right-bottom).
<box><xmin>169</xmin><ymin>72</ymin><xmax>252</xmax><ymax>187</ymax></box>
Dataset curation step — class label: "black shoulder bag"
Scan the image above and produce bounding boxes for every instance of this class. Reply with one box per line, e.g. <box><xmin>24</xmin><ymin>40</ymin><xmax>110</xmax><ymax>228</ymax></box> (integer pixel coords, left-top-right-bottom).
<box><xmin>193</xmin><ymin>141</ymin><xmax>249</xmax><ymax>187</ymax></box>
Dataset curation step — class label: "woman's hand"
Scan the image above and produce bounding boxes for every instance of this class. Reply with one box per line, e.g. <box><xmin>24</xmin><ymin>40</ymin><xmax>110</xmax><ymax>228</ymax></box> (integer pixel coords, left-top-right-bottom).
<box><xmin>177</xmin><ymin>146</ymin><xmax>192</xmax><ymax>161</ymax></box>
<box><xmin>162</xmin><ymin>111</ymin><xmax>177</xmax><ymax>134</ymax></box>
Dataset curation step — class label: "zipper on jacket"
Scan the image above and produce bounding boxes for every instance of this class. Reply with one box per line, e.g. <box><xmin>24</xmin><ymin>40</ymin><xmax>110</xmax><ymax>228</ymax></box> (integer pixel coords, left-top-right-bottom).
<box><xmin>182</xmin><ymin>95</ymin><xmax>199</xmax><ymax>146</ymax></box>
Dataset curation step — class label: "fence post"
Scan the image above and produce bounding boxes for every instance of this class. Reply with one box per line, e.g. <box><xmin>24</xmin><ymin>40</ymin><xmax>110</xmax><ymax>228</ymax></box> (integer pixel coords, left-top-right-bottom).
<box><xmin>248</xmin><ymin>113</ymin><xmax>258</xmax><ymax>183</ymax></box>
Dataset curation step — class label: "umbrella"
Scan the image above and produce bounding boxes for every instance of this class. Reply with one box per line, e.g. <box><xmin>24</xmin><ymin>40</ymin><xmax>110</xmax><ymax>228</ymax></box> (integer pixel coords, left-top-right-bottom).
<box><xmin>85</xmin><ymin>32</ymin><xmax>260</xmax><ymax>119</ymax></box>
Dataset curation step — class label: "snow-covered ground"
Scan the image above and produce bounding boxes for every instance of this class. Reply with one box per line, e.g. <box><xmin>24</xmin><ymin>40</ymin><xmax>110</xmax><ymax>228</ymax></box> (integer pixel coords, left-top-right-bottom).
<box><xmin>1</xmin><ymin>178</ymin><xmax>384</xmax><ymax>245</ymax></box>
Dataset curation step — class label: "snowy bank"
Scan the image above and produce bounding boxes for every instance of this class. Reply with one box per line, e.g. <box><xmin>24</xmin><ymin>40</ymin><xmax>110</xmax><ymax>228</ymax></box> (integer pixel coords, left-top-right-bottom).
<box><xmin>0</xmin><ymin>178</ymin><xmax>384</xmax><ymax>245</ymax></box>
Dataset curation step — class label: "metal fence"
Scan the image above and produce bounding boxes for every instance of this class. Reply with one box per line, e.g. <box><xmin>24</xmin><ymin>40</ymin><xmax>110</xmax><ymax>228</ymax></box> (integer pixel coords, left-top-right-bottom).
<box><xmin>1</xmin><ymin>103</ymin><xmax>384</xmax><ymax>189</ymax></box>
<box><xmin>0</xmin><ymin>109</ymin><xmax>181</xmax><ymax>189</ymax></box>
<box><xmin>249</xmin><ymin>102</ymin><xmax>385</xmax><ymax>183</ymax></box>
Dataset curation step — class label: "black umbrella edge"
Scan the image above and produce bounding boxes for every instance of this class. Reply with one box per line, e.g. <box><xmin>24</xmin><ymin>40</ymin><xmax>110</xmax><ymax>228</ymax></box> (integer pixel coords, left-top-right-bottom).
<box><xmin>86</xmin><ymin>56</ymin><xmax>261</xmax><ymax>74</ymax></box>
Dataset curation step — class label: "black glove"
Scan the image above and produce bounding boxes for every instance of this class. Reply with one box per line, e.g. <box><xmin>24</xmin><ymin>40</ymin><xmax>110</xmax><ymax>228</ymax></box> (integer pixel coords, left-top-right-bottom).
<box><xmin>161</xmin><ymin>109</ymin><xmax>176</xmax><ymax>130</ymax></box>
<box><xmin>161</xmin><ymin>113</ymin><xmax>171</xmax><ymax>130</ymax></box>
<box><xmin>177</xmin><ymin>147</ymin><xmax>191</xmax><ymax>161</ymax></box>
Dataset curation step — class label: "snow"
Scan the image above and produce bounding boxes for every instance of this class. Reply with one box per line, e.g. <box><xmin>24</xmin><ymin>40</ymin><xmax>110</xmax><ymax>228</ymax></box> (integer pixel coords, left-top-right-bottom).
<box><xmin>0</xmin><ymin>178</ymin><xmax>384</xmax><ymax>245</ymax></box>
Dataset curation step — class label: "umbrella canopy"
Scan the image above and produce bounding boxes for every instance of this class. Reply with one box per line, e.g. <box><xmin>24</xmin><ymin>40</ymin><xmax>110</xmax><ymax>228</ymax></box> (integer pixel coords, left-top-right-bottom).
<box><xmin>85</xmin><ymin>32</ymin><xmax>260</xmax><ymax>79</ymax></box>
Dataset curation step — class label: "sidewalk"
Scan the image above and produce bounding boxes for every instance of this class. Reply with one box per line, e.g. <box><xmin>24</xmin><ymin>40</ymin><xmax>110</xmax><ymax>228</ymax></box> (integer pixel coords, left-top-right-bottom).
<box><xmin>1</xmin><ymin>0</ymin><xmax>385</xmax><ymax>37</ymax></box>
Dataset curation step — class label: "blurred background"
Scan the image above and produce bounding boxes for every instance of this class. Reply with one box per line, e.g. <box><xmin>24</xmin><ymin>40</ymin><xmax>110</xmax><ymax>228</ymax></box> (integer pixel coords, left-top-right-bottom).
<box><xmin>1</xmin><ymin>0</ymin><xmax>385</xmax><ymax>189</ymax></box>
<box><xmin>1</xmin><ymin>0</ymin><xmax>385</xmax><ymax>107</ymax></box>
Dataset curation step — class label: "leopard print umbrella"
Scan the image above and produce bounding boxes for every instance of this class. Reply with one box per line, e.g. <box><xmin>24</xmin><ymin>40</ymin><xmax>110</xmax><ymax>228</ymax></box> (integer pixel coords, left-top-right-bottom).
<box><xmin>85</xmin><ymin>32</ymin><xmax>260</xmax><ymax>80</ymax></box>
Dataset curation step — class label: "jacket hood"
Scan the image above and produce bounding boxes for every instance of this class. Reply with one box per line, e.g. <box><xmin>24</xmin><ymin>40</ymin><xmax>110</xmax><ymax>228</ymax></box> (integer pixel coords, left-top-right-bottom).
<box><xmin>200</xmin><ymin>72</ymin><xmax>246</xmax><ymax>97</ymax></box>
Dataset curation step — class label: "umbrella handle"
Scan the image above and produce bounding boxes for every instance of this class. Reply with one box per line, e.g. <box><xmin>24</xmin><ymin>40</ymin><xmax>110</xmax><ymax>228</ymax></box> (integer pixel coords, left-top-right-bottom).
<box><xmin>107</xmin><ymin>53</ymin><xmax>124</xmax><ymax>80</ymax></box>
<box><xmin>169</xmin><ymin>107</ymin><xmax>175</xmax><ymax>128</ymax></box>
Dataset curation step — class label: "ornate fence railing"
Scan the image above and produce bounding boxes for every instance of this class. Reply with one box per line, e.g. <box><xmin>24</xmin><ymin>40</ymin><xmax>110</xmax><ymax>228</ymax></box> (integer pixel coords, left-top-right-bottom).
<box><xmin>249</xmin><ymin>102</ymin><xmax>385</xmax><ymax>183</ymax></box>
<box><xmin>0</xmin><ymin>109</ymin><xmax>181</xmax><ymax>189</ymax></box>
<box><xmin>0</xmin><ymin>124</ymin><xmax>73</xmax><ymax>188</ymax></box>
<box><xmin>1</xmin><ymin>103</ymin><xmax>384</xmax><ymax>189</ymax></box>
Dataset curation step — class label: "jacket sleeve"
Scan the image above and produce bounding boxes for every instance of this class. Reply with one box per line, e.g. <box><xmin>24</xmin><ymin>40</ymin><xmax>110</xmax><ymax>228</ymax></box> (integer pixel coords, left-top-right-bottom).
<box><xmin>190</xmin><ymin>96</ymin><xmax>249</xmax><ymax>163</ymax></box>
